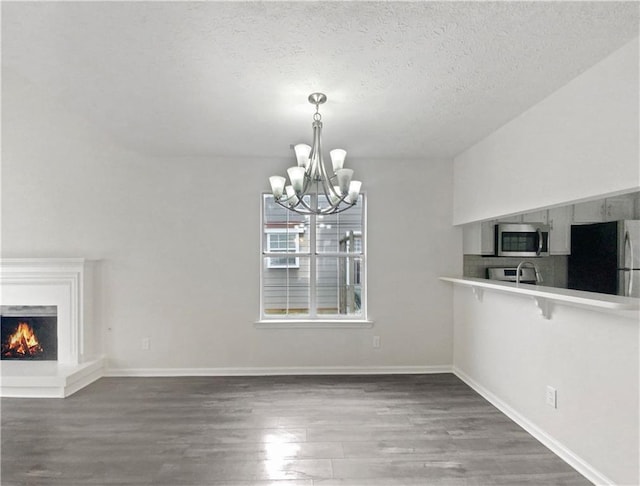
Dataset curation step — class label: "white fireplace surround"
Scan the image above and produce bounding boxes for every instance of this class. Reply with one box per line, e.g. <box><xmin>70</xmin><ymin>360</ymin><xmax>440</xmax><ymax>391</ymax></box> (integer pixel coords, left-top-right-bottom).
<box><xmin>0</xmin><ymin>258</ymin><xmax>104</xmax><ymax>397</ymax></box>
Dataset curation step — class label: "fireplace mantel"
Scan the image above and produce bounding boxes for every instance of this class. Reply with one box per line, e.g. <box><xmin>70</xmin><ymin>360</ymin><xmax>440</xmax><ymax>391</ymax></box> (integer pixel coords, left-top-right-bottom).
<box><xmin>0</xmin><ymin>258</ymin><xmax>104</xmax><ymax>397</ymax></box>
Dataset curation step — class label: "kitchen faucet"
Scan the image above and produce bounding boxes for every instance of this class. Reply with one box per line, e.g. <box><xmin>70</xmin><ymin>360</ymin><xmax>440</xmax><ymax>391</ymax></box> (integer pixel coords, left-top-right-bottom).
<box><xmin>516</xmin><ymin>260</ymin><xmax>543</xmax><ymax>285</ymax></box>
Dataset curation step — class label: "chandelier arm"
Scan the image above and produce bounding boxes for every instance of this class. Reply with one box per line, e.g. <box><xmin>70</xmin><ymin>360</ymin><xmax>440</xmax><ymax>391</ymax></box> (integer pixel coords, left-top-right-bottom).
<box><xmin>317</xmin><ymin>152</ymin><xmax>334</xmax><ymax>195</ymax></box>
<box><xmin>318</xmin><ymin>200</ymin><xmax>357</xmax><ymax>216</ymax></box>
<box><xmin>295</xmin><ymin>195</ymin><xmax>315</xmax><ymax>213</ymax></box>
<box><xmin>321</xmin><ymin>186</ymin><xmax>349</xmax><ymax>212</ymax></box>
<box><xmin>275</xmin><ymin>200</ymin><xmax>301</xmax><ymax>214</ymax></box>
<box><xmin>313</xmin><ymin>122</ymin><xmax>345</xmax><ymax>209</ymax></box>
<box><xmin>285</xmin><ymin>191</ymin><xmax>315</xmax><ymax>213</ymax></box>
<box><xmin>311</xmin><ymin>177</ymin><xmax>340</xmax><ymax>213</ymax></box>
<box><xmin>275</xmin><ymin>197</ymin><xmax>355</xmax><ymax>216</ymax></box>
<box><xmin>301</xmin><ymin>172</ymin><xmax>313</xmax><ymax>194</ymax></box>
<box><xmin>275</xmin><ymin>197</ymin><xmax>307</xmax><ymax>214</ymax></box>
<box><xmin>331</xmin><ymin>204</ymin><xmax>357</xmax><ymax>215</ymax></box>
<box><xmin>319</xmin><ymin>164</ymin><xmax>355</xmax><ymax>213</ymax></box>
<box><xmin>324</xmin><ymin>175</ymin><xmax>345</xmax><ymax>203</ymax></box>
<box><xmin>307</xmin><ymin>121</ymin><xmax>323</xmax><ymax>181</ymax></box>
<box><xmin>276</xmin><ymin>200</ymin><xmax>314</xmax><ymax>216</ymax></box>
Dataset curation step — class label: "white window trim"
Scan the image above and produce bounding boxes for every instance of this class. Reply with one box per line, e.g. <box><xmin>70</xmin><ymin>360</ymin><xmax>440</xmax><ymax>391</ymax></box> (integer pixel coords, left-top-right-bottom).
<box><xmin>260</xmin><ymin>193</ymin><xmax>367</xmax><ymax>321</ymax></box>
<box><xmin>254</xmin><ymin>319</ymin><xmax>374</xmax><ymax>328</ymax></box>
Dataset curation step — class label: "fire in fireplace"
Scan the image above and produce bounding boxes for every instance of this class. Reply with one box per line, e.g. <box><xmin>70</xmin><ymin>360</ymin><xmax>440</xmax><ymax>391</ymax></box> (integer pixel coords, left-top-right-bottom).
<box><xmin>1</xmin><ymin>306</ymin><xmax>57</xmax><ymax>361</ymax></box>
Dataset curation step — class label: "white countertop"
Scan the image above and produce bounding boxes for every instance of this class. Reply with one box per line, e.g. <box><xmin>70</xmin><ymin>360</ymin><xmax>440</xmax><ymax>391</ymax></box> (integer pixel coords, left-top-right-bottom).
<box><xmin>440</xmin><ymin>276</ymin><xmax>640</xmax><ymax>312</ymax></box>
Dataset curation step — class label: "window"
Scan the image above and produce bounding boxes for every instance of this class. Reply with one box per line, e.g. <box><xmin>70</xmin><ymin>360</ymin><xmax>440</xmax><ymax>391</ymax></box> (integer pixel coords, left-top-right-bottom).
<box><xmin>261</xmin><ymin>194</ymin><xmax>366</xmax><ymax>319</ymax></box>
<box><xmin>266</xmin><ymin>232</ymin><xmax>300</xmax><ymax>268</ymax></box>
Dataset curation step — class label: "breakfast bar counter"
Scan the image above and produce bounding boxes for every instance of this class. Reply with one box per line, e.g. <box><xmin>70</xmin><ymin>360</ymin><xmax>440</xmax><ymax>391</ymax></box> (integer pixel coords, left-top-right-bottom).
<box><xmin>440</xmin><ymin>276</ymin><xmax>640</xmax><ymax>318</ymax></box>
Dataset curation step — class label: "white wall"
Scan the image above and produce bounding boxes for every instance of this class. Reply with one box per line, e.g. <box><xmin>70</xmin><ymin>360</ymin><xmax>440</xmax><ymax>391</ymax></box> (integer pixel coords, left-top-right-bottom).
<box><xmin>452</xmin><ymin>287</ymin><xmax>639</xmax><ymax>485</ymax></box>
<box><xmin>450</xmin><ymin>36</ymin><xmax>640</xmax><ymax>485</ymax></box>
<box><xmin>1</xmin><ymin>68</ymin><xmax>461</xmax><ymax>372</ymax></box>
<box><xmin>453</xmin><ymin>37</ymin><xmax>639</xmax><ymax>225</ymax></box>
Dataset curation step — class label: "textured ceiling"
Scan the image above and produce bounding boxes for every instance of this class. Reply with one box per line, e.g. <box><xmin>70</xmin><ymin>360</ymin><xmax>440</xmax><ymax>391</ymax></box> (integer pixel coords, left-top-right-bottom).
<box><xmin>2</xmin><ymin>1</ymin><xmax>638</xmax><ymax>160</ymax></box>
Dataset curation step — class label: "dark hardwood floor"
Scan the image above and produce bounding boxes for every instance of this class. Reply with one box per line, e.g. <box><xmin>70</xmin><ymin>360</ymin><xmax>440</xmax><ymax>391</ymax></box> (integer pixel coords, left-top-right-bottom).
<box><xmin>1</xmin><ymin>374</ymin><xmax>591</xmax><ymax>485</ymax></box>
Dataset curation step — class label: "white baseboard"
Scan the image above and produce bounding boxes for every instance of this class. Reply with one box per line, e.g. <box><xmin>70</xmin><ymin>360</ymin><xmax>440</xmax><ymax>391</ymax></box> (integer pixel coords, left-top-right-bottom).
<box><xmin>105</xmin><ymin>364</ymin><xmax>453</xmax><ymax>377</ymax></box>
<box><xmin>453</xmin><ymin>366</ymin><xmax>614</xmax><ymax>486</ymax></box>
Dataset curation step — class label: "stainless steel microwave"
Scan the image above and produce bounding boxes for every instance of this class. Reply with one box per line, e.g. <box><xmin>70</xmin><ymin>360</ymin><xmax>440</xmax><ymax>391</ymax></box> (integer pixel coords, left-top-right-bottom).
<box><xmin>494</xmin><ymin>223</ymin><xmax>550</xmax><ymax>257</ymax></box>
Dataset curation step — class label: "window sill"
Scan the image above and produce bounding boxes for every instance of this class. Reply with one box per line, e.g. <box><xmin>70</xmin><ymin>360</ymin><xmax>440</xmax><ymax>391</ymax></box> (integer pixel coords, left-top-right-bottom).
<box><xmin>254</xmin><ymin>319</ymin><xmax>374</xmax><ymax>329</ymax></box>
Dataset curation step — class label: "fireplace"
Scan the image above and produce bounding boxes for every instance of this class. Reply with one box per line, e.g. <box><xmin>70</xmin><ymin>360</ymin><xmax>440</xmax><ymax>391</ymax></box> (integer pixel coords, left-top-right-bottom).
<box><xmin>1</xmin><ymin>306</ymin><xmax>58</xmax><ymax>361</ymax></box>
<box><xmin>1</xmin><ymin>259</ymin><xmax>105</xmax><ymax>397</ymax></box>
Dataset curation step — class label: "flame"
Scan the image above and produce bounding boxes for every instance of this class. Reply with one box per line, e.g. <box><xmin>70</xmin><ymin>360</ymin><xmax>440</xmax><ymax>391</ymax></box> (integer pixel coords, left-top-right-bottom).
<box><xmin>2</xmin><ymin>322</ymin><xmax>43</xmax><ymax>357</ymax></box>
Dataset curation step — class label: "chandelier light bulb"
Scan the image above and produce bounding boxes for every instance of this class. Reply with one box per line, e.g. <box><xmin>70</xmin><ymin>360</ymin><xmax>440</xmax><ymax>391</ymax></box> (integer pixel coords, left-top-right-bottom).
<box><xmin>348</xmin><ymin>180</ymin><xmax>362</xmax><ymax>203</ymax></box>
<box><xmin>294</xmin><ymin>144</ymin><xmax>312</xmax><ymax>168</ymax></box>
<box><xmin>330</xmin><ymin>149</ymin><xmax>346</xmax><ymax>173</ymax></box>
<box><xmin>336</xmin><ymin>168</ymin><xmax>354</xmax><ymax>194</ymax></box>
<box><xmin>287</xmin><ymin>166</ymin><xmax>306</xmax><ymax>193</ymax></box>
<box><xmin>269</xmin><ymin>176</ymin><xmax>286</xmax><ymax>199</ymax></box>
<box><xmin>268</xmin><ymin>93</ymin><xmax>362</xmax><ymax>215</ymax></box>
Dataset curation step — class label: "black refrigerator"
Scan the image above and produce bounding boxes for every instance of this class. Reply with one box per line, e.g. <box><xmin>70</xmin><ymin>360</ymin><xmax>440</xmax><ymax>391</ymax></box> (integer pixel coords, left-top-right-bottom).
<box><xmin>568</xmin><ymin>220</ymin><xmax>640</xmax><ymax>297</ymax></box>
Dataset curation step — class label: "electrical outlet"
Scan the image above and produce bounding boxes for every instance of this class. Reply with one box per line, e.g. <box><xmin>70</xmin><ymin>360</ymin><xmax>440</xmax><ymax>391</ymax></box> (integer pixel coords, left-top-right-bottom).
<box><xmin>545</xmin><ymin>385</ymin><xmax>557</xmax><ymax>408</ymax></box>
<box><xmin>372</xmin><ymin>335</ymin><xmax>381</xmax><ymax>348</ymax></box>
<box><xmin>141</xmin><ymin>337</ymin><xmax>151</xmax><ymax>350</ymax></box>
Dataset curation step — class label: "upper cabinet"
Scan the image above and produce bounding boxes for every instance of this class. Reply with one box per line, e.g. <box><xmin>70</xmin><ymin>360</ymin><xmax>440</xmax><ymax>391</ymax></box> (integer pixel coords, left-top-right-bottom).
<box><xmin>521</xmin><ymin>210</ymin><xmax>548</xmax><ymax>224</ymax></box>
<box><xmin>462</xmin><ymin>192</ymin><xmax>639</xmax><ymax>255</ymax></box>
<box><xmin>462</xmin><ymin>210</ymin><xmax>551</xmax><ymax>255</ymax></box>
<box><xmin>572</xmin><ymin>200</ymin><xmax>604</xmax><ymax>223</ymax></box>
<box><xmin>547</xmin><ymin>206</ymin><xmax>572</xmax><ymax>255</ymax></box>
<box><xmin>605</xmin><ymin>197</ymin><xmax>636</xmax><ymax>221</ymax></box>
<box><xmin>573</xmin><ymin>196</ymin><xmax>636</xmax><ymax>223</ymax></box>
<box><xmin>462</xmin><ymin>220</ymin><xmax>495</xmax><ymax>255</ymax></box>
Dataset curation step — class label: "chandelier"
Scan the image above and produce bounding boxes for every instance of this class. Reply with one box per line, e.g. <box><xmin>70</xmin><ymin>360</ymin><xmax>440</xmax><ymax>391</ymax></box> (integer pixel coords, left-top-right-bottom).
<box><xmin>268</xmin><ymin>93</ymin><xmax>362</xmax><ymax>215</ymax></box>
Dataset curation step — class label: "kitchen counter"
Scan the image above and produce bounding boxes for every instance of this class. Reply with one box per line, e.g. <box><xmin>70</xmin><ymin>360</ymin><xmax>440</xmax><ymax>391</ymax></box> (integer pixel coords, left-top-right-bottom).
<box><xmin>440</xmin><ymin>276</ymin><xmax>639</xmax><ymax>318</ymax></box>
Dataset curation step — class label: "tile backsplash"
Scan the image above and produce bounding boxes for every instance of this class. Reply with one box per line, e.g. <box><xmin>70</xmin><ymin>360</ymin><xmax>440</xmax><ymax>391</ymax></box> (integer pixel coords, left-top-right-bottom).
<box><xmin>463</xmin><ymin>254</ymin><xmax>568</xmax><ymax>288</ymax></box>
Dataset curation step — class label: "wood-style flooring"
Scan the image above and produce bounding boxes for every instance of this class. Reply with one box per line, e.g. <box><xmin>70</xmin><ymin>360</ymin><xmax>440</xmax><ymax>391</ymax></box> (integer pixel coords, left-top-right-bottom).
<box><xmin>1</xmin><ymin>374</ymin><xmax>591</xmax><ymax>485</ymax></box>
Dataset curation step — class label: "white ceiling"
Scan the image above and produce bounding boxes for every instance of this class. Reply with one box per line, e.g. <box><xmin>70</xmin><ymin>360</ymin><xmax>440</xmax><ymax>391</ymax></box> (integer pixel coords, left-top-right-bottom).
<box><xmin>2</xmin><ymin>1</ymin><xmax>638</xmax><ymax>161</ymax></box>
